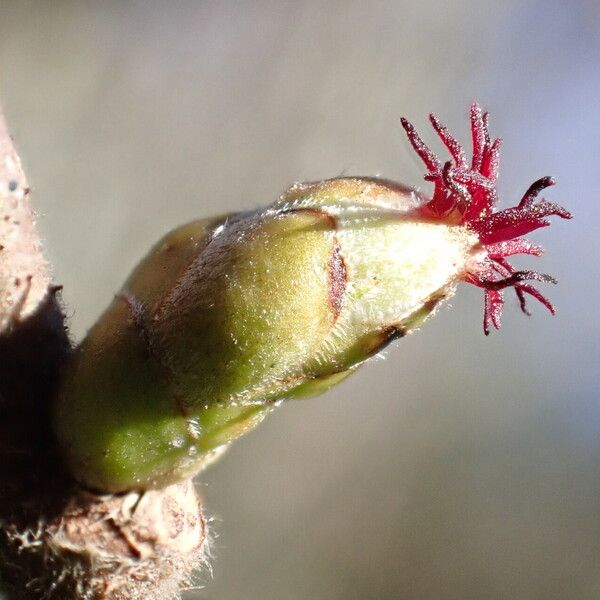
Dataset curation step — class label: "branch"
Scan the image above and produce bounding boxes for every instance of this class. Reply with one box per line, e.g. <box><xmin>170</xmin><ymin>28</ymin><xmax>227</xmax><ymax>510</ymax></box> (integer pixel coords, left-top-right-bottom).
<box><xmin>0</xmin><ymin>109</ymin><xmax>206</xmax><ymax>599</ymax></box>
<box><xmin>0</xmin><ymin>112</ymin><xmax>50</xmax><ymax>334</ymax></box>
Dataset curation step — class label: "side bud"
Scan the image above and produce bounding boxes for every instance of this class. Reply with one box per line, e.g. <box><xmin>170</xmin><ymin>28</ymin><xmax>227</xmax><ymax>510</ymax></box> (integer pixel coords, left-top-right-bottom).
<box><xmin>54</xmin><ymin>178</ymin><xmax>477</xmax><ymax>492</ymax></box>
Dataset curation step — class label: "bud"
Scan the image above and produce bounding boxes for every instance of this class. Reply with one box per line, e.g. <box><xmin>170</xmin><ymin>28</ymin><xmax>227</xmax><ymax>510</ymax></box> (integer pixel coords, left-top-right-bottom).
<box><xmin>54</xmin><ymin>104</ymin><xmax>570</xmax><ymax>492</ymax></box>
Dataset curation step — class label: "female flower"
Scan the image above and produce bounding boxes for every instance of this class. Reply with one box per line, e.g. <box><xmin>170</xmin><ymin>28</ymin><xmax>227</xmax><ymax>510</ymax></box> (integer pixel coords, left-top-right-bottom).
<box><xmin>54</xmin><ymin>104</ymin><xmax>570</xmax><ymax>492</ymax></box>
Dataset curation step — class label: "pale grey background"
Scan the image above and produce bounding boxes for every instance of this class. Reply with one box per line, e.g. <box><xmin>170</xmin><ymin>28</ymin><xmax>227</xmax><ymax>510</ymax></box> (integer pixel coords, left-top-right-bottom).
<box><xmin>0</xmin><ymin>1</ymin><xmax>598</xmax><ymax>599</ymax></box>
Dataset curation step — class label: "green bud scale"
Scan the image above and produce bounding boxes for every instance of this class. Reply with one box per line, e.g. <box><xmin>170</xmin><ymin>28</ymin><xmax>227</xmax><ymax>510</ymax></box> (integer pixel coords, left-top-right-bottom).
<box><xmin>53</xmin><ymin>104</ymin><xmax>570</xmax><ymax>492</ymax></box>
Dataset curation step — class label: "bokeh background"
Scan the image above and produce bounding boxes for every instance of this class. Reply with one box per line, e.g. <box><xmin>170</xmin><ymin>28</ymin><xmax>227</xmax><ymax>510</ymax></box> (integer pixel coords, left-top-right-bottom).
<box><xmin>0</xmin><ymin>1</ymin><xmax>598</xmax><ymax>598</ymax></box>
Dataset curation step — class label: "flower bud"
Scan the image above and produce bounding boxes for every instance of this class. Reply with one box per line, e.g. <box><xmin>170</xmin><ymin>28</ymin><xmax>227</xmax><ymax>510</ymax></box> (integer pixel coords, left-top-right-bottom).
<box><xmin>54</xmin><ymin>105</ymin><xmax>570</xmax><ymax>492</ymax></box>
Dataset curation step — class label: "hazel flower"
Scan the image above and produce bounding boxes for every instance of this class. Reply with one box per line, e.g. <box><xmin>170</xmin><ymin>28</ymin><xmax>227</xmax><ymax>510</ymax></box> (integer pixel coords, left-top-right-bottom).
<box><xmin>401</xmin><ymin>102</ymin><xmax>571</xmax><ymax>333</ymax></box>
<box><xmin>54</xmin><ymin>104</ymin><xmax>570</xmax><ymax>493</ymax></box>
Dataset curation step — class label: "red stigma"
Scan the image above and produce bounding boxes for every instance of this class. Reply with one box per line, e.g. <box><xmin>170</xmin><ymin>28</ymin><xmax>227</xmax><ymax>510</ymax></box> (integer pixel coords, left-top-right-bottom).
<box><xmin>401</xmin><ymin>102</ymin><xmax>572</xmax><ymax>335</ymax></box>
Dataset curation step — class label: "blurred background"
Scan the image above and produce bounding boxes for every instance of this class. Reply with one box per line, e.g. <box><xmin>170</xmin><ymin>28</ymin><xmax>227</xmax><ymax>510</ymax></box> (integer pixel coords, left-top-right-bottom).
<box><xmin>0</xmin><ymin>1</ymin><xmax>598</xmax><ymax>598</ymax></box>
